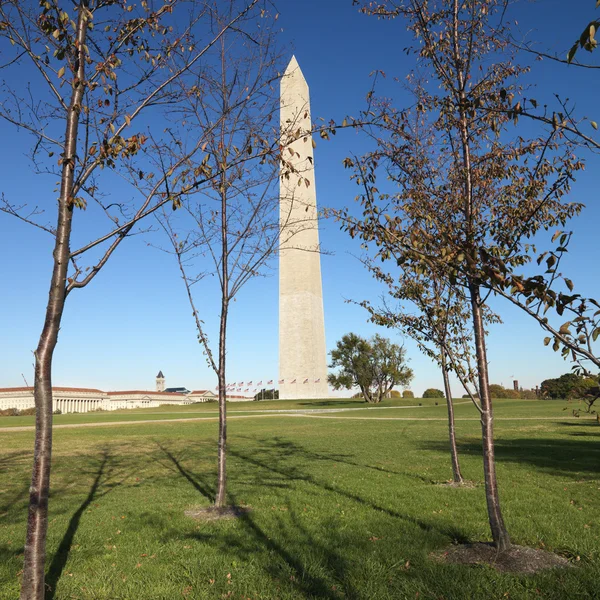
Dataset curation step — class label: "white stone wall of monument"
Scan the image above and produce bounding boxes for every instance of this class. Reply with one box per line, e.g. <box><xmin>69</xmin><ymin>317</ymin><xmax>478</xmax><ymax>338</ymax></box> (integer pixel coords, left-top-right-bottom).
<box><xmin>279</xmin><ymin>56</ymin><xmax>329</xmax><ymax>400</ymax></box>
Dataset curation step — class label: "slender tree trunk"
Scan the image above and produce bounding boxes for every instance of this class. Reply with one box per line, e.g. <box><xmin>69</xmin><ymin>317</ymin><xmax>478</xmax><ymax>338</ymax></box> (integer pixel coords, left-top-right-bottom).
<box><xmin>441</xmin><ymin>351</ymin><xmax>464</xmax><ymax>484</ymax></box>
<box><xmin>215</xmin><ymin>299</ymin><xmax>228</xmax><ymax>507</ymax></box>
<box><xmin>20</xmin><ymin>6</ymin><xmax>88</xmax><ymax>599</ymax></box>
<box><xmin>469</xmin><ymin>282</ymin><xmax>511</xmax><ymax>551</ymax></box>
<box><xmin>215</xmin><ymin>85</ymin><xmax>229</xmax><ymax>507</ymax></box>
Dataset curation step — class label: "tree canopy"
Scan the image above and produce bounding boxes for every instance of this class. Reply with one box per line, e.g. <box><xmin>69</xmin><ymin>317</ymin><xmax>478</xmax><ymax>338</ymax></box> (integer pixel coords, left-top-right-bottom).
<box><xmin>540</xmin><ymin>372</ymin><xmax>599</xmax><ymax>400</ymax></box>
<box><xmin>328</xmin><ymin>333</ymin><xmax>413</xmax><ymax>403</ymax></box>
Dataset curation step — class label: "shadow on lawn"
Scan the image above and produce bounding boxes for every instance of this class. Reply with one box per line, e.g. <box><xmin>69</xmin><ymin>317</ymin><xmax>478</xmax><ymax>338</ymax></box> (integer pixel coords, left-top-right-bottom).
<box><xmin>0</xmin><ymin>451</ymin><xmax>33</xmax><ymax>522</ymax></box>
<box><xmin>297</xmin><ymin>400</ymin><xmax>364</xmax><ymax>407</ymax></box>
<box><xmin>233</xmin><ymin>497</ymin><xmax>357</xmax><ymax>599</ymax></box>
<box><xmin>558</xmin><ymin>421</ymin><xmax>600</xmax><ymax>436</ymax></box>
<box><xmin>169</xmin><ymin>433</ymin><xmax>451</xmax><ymax>600</ymax></box>
<box><xmin>160</xmin><ymin>436</ymin><xmax>600</xmax><ymax>599</ymax></box>
<box><xmin>235</xmin><ymin>434</ymin><xmax>434</xmax><ymax>483</ymax></box>
<box><xmin>419</xmin><ymin>436</ymin><xmax>600</xmax><ymax>479</ymax></box>
<box><xmin>45</xmin><ymin>448</ymin><xmax>131</xmax><ymax>600</ymax></box>
<box><xmin>154</xmin><ymin>442</ymin><xmax>215</xmax><ymax>502</ymax></box>
<box><xmin>227</xmin><ymin>438</ymin><xmax>467</xmax><ymax>541</ymax></box>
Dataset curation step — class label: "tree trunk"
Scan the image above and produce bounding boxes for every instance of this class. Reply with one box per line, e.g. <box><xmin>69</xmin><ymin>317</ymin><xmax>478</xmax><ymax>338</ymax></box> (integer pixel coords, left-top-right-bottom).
<box><xmin>469</xmin><ymin>282</ymin><xmax>511</xmax><ymax>551</ymax></box>
<box><xmin>441</xmin><ymin>351</ymin><xmax>464</xmax><ymax>484</ymax></box>
<box><xmin>215</xmin><ymin>301</ymin><xmax>228</xmax><ymax>507</ymax></box>
<box><xmin>215</xmin><ymin>108</ymin><xmax>229</xmax><ymax>507</ymax></box>
<box><xmin>20</xmin><ymin>6</ymin><xmax>88</xmax><ymax>599</ymax></box>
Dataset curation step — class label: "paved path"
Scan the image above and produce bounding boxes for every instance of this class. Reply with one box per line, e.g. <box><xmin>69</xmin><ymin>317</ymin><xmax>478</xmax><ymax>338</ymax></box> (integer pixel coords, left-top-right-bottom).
<box><xmin>0</xmin><ymin>403</ymin><xmax>593</xmax><ymax>433</ymax></box>
<box><xmin>0</xmin><ymin>401</ymin><xmax>472</xmax><ymax>432</ymax></box>
<box><xmin>0</xmin><ymin>413</ymin><xmax>290</xmax><ymax>433</ymax></box>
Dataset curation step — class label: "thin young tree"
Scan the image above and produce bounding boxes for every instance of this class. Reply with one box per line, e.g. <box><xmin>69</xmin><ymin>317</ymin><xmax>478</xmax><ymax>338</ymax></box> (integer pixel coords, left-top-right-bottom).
<box><xmin>344</xmin><ymin>0</ymin><xmax>583</xmax><ymax>550</ymax></box>
<box><xmin>0</xmin><ymin>1</ymin><xmax>269</xmax><ymax>597</ymax></box>
<box><xmin>157</xmin><ymin>0</ymin><xmax>287</xmax><ymax>510</ymax></box>
<box><xmin>360</xmin><ymin>270</ymin><xmax>492</xmax><ymax>484</ymax></box>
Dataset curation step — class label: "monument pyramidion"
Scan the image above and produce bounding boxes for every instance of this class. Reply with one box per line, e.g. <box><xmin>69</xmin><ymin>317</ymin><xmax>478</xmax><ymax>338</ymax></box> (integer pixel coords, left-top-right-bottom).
<box><xmin>279</xmin><ymin>56</ymin><xmax>328</xmax><ymax>400</ymax></box>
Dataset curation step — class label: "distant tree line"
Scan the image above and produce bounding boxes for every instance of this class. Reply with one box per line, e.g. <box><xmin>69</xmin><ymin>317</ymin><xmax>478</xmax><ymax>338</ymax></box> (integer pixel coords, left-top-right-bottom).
<box><xmin>253</xmin><ymin>389</ymin><xmax>279</xmax><ymax>401</ymax></box>
<box><xmin>540</xmin><ymin>373</ymin><xmax>599</xmax><ymax>400</ymax></box>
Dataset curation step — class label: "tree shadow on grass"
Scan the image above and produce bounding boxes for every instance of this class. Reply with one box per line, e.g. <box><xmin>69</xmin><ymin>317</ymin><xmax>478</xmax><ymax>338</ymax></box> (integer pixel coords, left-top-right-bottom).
<box><xmin>161</xmin><ymin>435</ymin><xmax>600</xmax><ymax>599</ymax></box>
<box><xmin>234</xmin><ymin>497</ymin><xmax>356</xmax><ymax>599</ymax></box>
<box><xmin>418</xmin><ymin>437</ymin><xmax>600</xmax><ymax>479</ymax></box>
<box><xmin>235</xmin><ymin>434</ymin><xmax>435</xmax><ymax>483</ymax></box>
<box><xmin>171</xmin><ymin>435</ymin><xmax>483</xmax><ymax>598</ymax></box>
<box><xmin>297</xmin><ymin>400</ymin><xmax>364</xmax><ymax>407</ymax></box>
<box><xmin>557</xmin><ymin>421</ymin><xmax>600</xmax><ymax>437</ymax></box>
<box><xmin>227</xmin><ymin>437</ymin><xmax>469</xmax><ymax>543</ymax></box>
<box><xmin>0</xmin><ymin>451</ymin><xmax>33</xmax><ymax>522</ymax></box>
<box><xmin>45</xmin><ymin>448</ymin><xmax>131</xmax><ymax>600</ymax></box>
<box><xmin>154</xmin><ymin>441</ymin><xmax>215</xmax><ymax>503</ymax></box>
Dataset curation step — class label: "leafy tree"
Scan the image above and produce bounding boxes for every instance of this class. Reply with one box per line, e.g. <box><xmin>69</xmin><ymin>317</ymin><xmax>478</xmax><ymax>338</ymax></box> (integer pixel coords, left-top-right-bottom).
<box><xmin>0</xmin><ymin>1</ymin><xmax>265</xmax><ymax>595</ymax></box>
<box><xmin>540</xmin><ymin>372</ymin><xmax>598</xmax><ymax>400</ymax></box>
<box><xmin>389</xmin><ymin>389</ymin><xmax>401</xmax><ymax>398</ymax></box>
<box><xmin>423</xmin><ymin>388</ymin><xmax>444</xmax><ymax>399</ymax></box>
<box><xmin>254</xmin><ymin>389</ymin><xmax>279</xmax><ymax>401</ymax></box>
<box><xmin>402</xmin><ymin>390</ymin><xmax>415</xmax><ymax>398</ymax></box>
<box><xmin>474</xmin><ymin>384</ymin><xmax>520</xmax><ymax>399</ymax></box>
<box><xmin>346</xmin><ymin>0</ymin><xmax>582</xmax><ymax>550</ymax></box>
<box><xmin>328</xmin><ymin>333</ymin><xmax>413</xmax><ymax>403</ymax></box>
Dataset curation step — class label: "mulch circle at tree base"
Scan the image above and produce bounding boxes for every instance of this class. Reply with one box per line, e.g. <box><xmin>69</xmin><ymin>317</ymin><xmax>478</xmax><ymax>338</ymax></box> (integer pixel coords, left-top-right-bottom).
<box><xmin>185</xmin><ymin>506</ymin><xmax>251</xmax><ymax>522</ymax></box>
<box><xmin>433</xmin><ymin>543</ymin><xmax>573</xmax><ymax>574</ymax></box>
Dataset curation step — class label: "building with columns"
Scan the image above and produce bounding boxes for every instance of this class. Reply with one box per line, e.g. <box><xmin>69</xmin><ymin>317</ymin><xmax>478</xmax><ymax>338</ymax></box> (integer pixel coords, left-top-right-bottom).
<box><xmin>0</xmin><ymin>372</ymin><xmax>218</xmax><ymax>413</ymax></box>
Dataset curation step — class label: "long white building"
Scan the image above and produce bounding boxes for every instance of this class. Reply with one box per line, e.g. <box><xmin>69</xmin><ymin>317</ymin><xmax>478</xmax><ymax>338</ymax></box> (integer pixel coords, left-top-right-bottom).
<box><xmin>0</xmin><ymin>372</ymin><xmax>218</xmax><ymax>413</ymax></box>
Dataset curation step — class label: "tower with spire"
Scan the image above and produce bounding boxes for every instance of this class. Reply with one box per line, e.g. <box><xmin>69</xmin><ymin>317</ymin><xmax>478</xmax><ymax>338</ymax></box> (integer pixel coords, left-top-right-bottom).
<box><xmin>156</xmin><ymin>371</ymin><xmax>165</xmax><ymax>392</ymax></box>
<box><xmin>278</xmin><ymin>56</ymin><xmax>328</xmax><ymax>400</ymax></box>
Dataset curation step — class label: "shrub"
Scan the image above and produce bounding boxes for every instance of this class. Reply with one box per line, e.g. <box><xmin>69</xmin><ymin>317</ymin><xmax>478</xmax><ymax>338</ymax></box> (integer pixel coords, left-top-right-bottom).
<box><xmin>520</xmin><ymin>389</ymin><xmax>538</xmax><ymax>400</ymax></box>
<box><xmin>0</xmin><ymin>407</ymin><xmax>36</xmax><ymax>417</ymax></box>
<box><xmin>423</xmin><ymin>388</ymin><xmax>444</xmax><ymax>398</ymax></box>
<box><xmin>402</xmin><ymin>390</ymin><xmax>415</xmax><ymax>398</ymax></box>
<box><xmin>53</xmin><ymin>409</ymin><xmax>62</xmax><ymax>415</ymax></box>
<box><xmin>0</xmin><ymin>408</ymin><xmax>19</xmax><ymax>417</ymax></box>
<box><xmin>481</xmin><ymin>384</ymin><xmax>521</xmax><ymax>399</ymax></box>
<box><xmin>389</xmin><ymin>390</ymin><xmax>401</xmax><ymax>398</ymax></box>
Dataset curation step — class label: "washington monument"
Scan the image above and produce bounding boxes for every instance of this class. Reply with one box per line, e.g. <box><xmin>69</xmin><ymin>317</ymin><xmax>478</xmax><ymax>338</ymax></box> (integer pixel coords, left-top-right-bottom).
<box><xmin>279</xmin><ymin>56</ymin><xmax>329</xmax><ymax>400</ymax></box>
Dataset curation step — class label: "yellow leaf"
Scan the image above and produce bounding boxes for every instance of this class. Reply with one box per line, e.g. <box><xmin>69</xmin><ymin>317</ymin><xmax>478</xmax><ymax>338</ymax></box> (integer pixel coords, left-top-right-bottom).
<box><xmin>58</xmin><ymin>66</ymin><xmax>65</xmax><ymax>78</ymax></box>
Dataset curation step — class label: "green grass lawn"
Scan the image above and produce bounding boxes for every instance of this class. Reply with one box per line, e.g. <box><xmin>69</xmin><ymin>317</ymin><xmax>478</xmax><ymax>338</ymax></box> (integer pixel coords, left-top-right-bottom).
<box><xmin>0</xmin><ymin>397</ymin><xmax>447</xmax><ymax>428</ymax></box>
<box><xmin>1</xmin><ymin>400</ymin><xmax>598</xmax><ymax>599</ymax></box>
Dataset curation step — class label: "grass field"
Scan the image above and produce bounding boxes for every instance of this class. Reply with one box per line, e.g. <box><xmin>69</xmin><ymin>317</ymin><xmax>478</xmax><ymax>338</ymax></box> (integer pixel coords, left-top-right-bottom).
<box><xmin>1</xmin><ymin>398</ymin><xmax>598</xmax><ymax>599</ymax></box>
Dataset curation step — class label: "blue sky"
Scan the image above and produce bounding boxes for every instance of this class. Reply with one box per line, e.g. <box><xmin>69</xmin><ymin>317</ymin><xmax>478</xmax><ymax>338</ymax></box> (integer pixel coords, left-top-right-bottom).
<box><xmin>0</xmin><ymin>0</ymin><xmax>598</xmax><ymax>396</ymax></box>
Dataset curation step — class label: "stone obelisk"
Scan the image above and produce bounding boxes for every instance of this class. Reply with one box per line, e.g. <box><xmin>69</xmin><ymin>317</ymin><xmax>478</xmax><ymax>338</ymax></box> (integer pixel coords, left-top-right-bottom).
<box><xmin>279</xmin><ymin>56</ymin><xmax>328</xmax><ymax>400</ymax></box>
